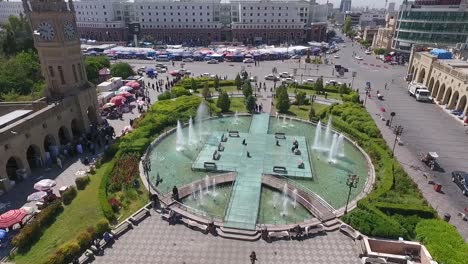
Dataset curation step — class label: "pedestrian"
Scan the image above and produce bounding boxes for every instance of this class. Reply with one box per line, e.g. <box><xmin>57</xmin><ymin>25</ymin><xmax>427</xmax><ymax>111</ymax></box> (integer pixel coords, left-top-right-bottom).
<box><xmin>56</xmin><ymin>157</ymin><xmax>62</xmax><ymax>169</ymax></box>
<box><xmin>250</xmin><ymin>251</ymin><xmax>257</xmax><ymax>264</ymax></box>
<box><xmin>384</xmin><ymin>83</ymin><xmax>388</xmax><ymax>90</ymax></box>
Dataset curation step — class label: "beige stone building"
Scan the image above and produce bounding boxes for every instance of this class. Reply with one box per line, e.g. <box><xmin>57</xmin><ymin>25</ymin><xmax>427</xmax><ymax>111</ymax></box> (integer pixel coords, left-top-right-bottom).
<box><xmin>0</xmin><ymin>0</ymin><xmax>100</xmax><ymax>192</ymax></box>
<box><xmin>407</xmin><ymin>50</ymin><xmax>468</xmax><ymax>115</ymax></box>
<box><xmin>372</xmin><ymin>14</ymin><xmax>396</xmax><ymax>51</ymax></box>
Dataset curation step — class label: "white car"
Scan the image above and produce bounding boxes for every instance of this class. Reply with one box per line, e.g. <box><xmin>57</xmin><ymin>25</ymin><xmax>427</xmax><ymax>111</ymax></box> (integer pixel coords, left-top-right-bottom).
<box><xmin>334</xmin><ymin>55</ymin><xmax>340</xmax><ymax>58</ymax></box>
<box><xmin>202</xmin><ymin>73</ymin><xmax>211</xmax><ymax>77</ymax></box>
<box><xmin>243</xmin><ymin>58</ymin><xmax>254</xmax><ymax>63</ymax></box>
<box><xmin>279</xmin><ymin>72</ymin><xmax>290</xmax><ymax>78</ymax></box>
<box><xmin>207</xmin><ymin>59</ymin><xmax>218</xmax><ymax>64</ymax></box>
<box><xmin>304</xmin><ymin>79</ymin><xmax>315</xmax><ymax>84</ymax></box>
<box><xmin>157</xmin><ymin>68</ymin><xmax>167</xmax><ymax>73</ymax></box>
<box><xmin>355</xmin><ymin>56</ymin><xmax>363</xmax><ymax>60</ymax></box>
<box><xmin>282</xmin><ymin>78</ymin><xmax>297</xmax><ymax>84</ymax></box>
<box><xmin>365</xmin><ymin>50</ymin><xmax>372</xmax><ymax>55</ymax></box>
<box><xmin>265</xmin><ymin>74</ymin><xmax>280</xmax><ymax>81</ymax></box>
<box><xmin>290</xmin><ymin>55</ymin><xmax>301</xmax><ymax>59</ymax></box>
<box><xmin>182</xmin><ymin>58</ymin><xmax>194</xmax><ymax>62</ymax></box>
<box><xmin>325</xmin><ymin>80</ymin><xmax>338</xmax><ymax>86</ymax></box>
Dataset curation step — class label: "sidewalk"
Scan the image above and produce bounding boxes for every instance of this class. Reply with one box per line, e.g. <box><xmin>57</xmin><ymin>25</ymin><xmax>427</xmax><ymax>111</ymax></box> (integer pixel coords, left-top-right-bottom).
<box><xmin>365</xmin><ymin>97</ymin><xmax>468</xmax><ymax>241</ymax></box>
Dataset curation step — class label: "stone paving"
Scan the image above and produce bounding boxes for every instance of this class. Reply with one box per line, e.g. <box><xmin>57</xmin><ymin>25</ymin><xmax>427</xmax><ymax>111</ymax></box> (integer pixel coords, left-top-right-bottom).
<box><xmin>93</xmin><ymin>214</ymin><xmax>361</xmax><ymax>264</ymax></box>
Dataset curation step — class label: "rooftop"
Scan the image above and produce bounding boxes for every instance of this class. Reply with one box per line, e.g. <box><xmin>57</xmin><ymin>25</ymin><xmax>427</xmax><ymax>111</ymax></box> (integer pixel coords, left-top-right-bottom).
<box><xmin>0</xmin><ymin>110</ymin><xmax>32</xmax><ymax>129</ymax></box>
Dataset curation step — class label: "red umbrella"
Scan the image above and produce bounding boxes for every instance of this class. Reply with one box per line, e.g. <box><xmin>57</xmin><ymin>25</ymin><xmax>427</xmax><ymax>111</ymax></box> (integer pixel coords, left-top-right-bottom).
<box><xmin>0</xmin><ymin>209</ymin><xmax>27</xmax><ymax>228</ymax></box>
<box><xmin>117</xmin><ymin>91</ymin><xmax>133</xmax><ymax>97</ymax></box>
<box><xmin>126</xmin><ymin>81</ymin><xmax>140</xmax><ymax>89</ymax></box>
<box><xmin>380</xmin><ymin>107</ymin><xmax>386</xmax><ymax>112</ymax></box>
<box><xmin>110</xmin><ymin>96</ymin><xmax>126</xmax><ymax>106</ymax></box>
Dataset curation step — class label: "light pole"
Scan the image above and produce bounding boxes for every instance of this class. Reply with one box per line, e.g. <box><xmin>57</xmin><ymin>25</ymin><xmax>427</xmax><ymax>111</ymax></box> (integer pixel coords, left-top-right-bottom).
<box><xmin>142</xmin><ymin>156</ymin><xmax>152</xmax><ymax>200</ymax></box>
<box><xmin>392</xmin><ymin>125</ymin><xmax>404</xmax><ymax>158</ymax></box>
<box><xmin>344</xmin><ymin>174</ymin><xmax>359</xmax><ymax>215</ymax></box>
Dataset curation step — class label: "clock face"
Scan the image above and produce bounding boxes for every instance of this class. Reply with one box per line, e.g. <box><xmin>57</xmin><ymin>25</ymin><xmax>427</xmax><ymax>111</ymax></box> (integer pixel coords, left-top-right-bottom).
<box><xmin>37</xmin><ymin>22</ymin><xmax>55</xmax><ymax>41</ymax></box>
<box><xmin>64</xmin><ymin>21</ymin><xmax>76</xmax><ymax>40</ymax></box>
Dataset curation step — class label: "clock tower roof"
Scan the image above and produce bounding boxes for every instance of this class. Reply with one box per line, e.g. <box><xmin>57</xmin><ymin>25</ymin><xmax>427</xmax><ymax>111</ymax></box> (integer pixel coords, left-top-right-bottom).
<box><xmin>23</xmin><ymin>0</ymin><xmax>74</xmax><ymax>13</ymax></box>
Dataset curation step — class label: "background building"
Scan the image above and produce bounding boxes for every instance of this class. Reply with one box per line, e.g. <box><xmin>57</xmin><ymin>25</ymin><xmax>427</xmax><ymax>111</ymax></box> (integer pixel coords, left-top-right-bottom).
<box><xmin>388</xmin><ymin>2</ymin><xmax>396</xmax><ymax>13</ymax></box>
<box><xmin>372</xmin><ymin>13</ymin><xmax>397</xmax><ymax>51</ymax></box>
<box><xmin>392</xmin><ymin>0</ymin><xmax>468</xmax><ymax>54</ymax></box>
<box><xmin>339</xmin><ymin>0</ymin><xmax>351</xmax><ymax>13</ymax></box>
<box><xmin>0</xmin><ymin>0</ymin><xmax>329</xmax><ymax>45</ymax></box>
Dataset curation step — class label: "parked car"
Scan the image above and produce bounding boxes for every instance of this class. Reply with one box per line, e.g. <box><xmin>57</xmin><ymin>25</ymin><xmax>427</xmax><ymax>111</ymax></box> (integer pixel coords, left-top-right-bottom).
<box><xmin>281</xmin><ymin>77</ymin><xmax>297</xmax><ymax>84</ymax></box>
<box><xmin>334</xmin><ymin>55</ymin><xmax>340</xmax><ymax>58</ymax></box>
<box><xmin>355</xmin><ymin>56</ymin><xmax>363</xmax><ymax>60</ymax></box>
<box><xmin>157</xmin><ymin>68</ymin><xmax>167</xmax><ymax>73</ymax></box>
<box><xmin>243</xmin><ymin>58</ymin><xmax>254</xmax><ymax>63</ymax></box>
<box><xmin>279</xmin><ymin>72</ymin><xmax>290</xmax><ymax>78</ymax></box>
<box><xmin>452</xmin><ymin>171</ymin><xmax>468</xmax><ymax>195</ymax></box>
<box><xmin>182</xmin><ymin>58</ymin><xmax>194</xmax><ymax>62</ymax></box>
<box><xmin>207</xmin><ymin>59</ymin><xmax>218</xmax><ymax>64</ymax></box>
<box><xmin>304</xmin><ymin>78</ymin><xmax>315</xmax><ymax>84</ymax></box>
<box><xmin>202</xmin><ymin>73</ymin><xmax>211</xmax><ymax>77</ymax></box>
<box><xmin>155</xmin><ymin>63</ymin><xmax>167</xmax><ymax>69</ymax></box>
<box><xmin>325</xmin><ymin>80</ymin><xmax>338</xmax><ymax>86</ymax></box>
<box><xmin>365</xmin><ymin>50</ymin><xmax>372</xmax><ymax>55</ymax></box>
<box><xmin>265</xmin><ymin>74</ymin><xmax>279</xmax><ymax>81</ymax></box>
<box><xmin>290</xmin><ymin>55</ymin><xmax>301</xmax><ymax>59</ymax></box>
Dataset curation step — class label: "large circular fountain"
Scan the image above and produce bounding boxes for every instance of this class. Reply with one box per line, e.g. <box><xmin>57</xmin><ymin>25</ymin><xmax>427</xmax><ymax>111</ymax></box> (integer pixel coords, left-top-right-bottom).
<box><xmin>145</xmin><ymin>104</ymin><xmax>371</xmax><ymax>230</ymax></box>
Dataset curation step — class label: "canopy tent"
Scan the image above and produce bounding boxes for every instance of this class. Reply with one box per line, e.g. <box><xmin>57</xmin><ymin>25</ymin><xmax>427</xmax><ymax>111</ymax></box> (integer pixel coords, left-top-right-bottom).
<box><xmin>0</xmin><ymin>209</ymin><xmax>28</xmax><ymax>229</ymax></box>
<box><xmin>126</xmin><ymin>81</ymin><xmax>141</xmax><ymax>89</ymax></box>
<box><xmin>27</xmin><ymin>191</ymin><xmax>48</xmax><ymax>202</ymax></box>
<box><xmin>110</xmin><ymin>95</ymin><xmax>126</xmax><ymax>106</ymax></box>
<box><xmin>118</xmin><ymin>86</ymin><xmax>133</xmax><ymax>92</ymax></box>
<box><xmin>34</xmin><ymin>179</ymin><xmax>56</xmax><ymax>191</ymax></box>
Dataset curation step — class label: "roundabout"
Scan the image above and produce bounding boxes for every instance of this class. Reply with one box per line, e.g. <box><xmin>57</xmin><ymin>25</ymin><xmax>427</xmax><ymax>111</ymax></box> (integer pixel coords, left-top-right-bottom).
<box><xmin>142</xmin><ymin>102</ymin><xmax>374</xmax><ymax>236</ymax></box>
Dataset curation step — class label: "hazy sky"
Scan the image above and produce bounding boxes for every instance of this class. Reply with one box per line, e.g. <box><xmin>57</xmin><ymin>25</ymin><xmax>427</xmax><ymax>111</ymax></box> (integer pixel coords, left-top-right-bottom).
<box><xmin>317</xmin><ymin>0</ymin><xmax>404</xmax><ymax>9</ymax></box>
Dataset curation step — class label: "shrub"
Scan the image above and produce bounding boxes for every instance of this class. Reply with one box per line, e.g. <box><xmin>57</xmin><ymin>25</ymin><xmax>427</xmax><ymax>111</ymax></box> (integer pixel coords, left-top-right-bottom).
<box><xmin>275</xmin><ymin>86</ymin><xmax>290</xmax><ymax>113</ymax></box>
<box><xmin>171</xmin><ymin>86</ymin><xmax>190</xmax><ymax>97</ymax></box>
<box><xmin>76</xmin><ymin>230</ymin><xmax>92</xmax><ymax>249</ymax></box>
<box><xmin>95</xmin><ymin>219</ymin><xmax>110</xmax><ymax>236</ymax></box>
<box><xmin>35</xmin><ymin>200</ymin><xmax>63</xmax><ymax>227</ymax></box>
<box><xmin>12</xmin><ymin>221</ymin><xmax>41</xmax><ymax>252</ymax></box>
<box><xmin>108</xmin><ymin>197</ymin><xmax>121</xmax><ymax>212</ymax></box>
<box><xmin>374</xmin><ymin>48</ymin><xmax>386</xmax><ymax>55</ymax></box>
<box><xmin>48</xmin><ymin>240</ymin><xmax>80</xmax><ymax>264</ymax></box>
<box><xmin>98</xmin><ymin>159</ymin><xmax>117</xmax><ymax>222</ymax></box>
<box><xmin>62</xmin><ymin>186</ymin><xmax>77</xmax><ymax>205</ymax></box>
<box><xmin>108</xmin><ymin>153</ymin><xmax>140</xmax><ymax>192</ymax></box>
<box><xmin>86</xmin><ymin>226</ymin><xmax>97</xmax><ymax>239</ymax></box>
<box><xmin>75</xmin><ymin>175</ymin><xmax>90</xmax><ymax>190</ymax></box>
<box><xmin>157</xmin><ymin>91</ymin><xmax>172</xmax><ymax>101</ymax></box>
<box><xmin>216</xmin><ymin>90</ymin><xmax>230</xmax><ymax>112</ymax></box>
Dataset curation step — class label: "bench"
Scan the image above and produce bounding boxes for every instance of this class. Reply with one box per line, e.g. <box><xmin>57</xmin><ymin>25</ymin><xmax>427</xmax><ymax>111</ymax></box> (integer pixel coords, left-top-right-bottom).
<box><xmin>273</xmin><ymin>166</ymin><xmax>287</xmax><ymax>174</ymax></box>
<box><xmin>182</xmin><ymin>218</ymin><xmax>208</xmax><ymax>233</ymax></box>
<box><xmin>268</xmin><ymin>231</ymin><xmax>290</xmax><ymax>241</ymax></box>
<box><xmin>129</xmin><ymin>208</ymin><xmax>150</xmax><ymax>225</ymax></box>
<box><xmin>78</xmin><ymin>249</ymin><xmax>95</xmax><ymax>264</ymax></box>
<box><xmin>340</xmin><ymin>224</ymin><xmax>361</xmax><ymax>240</ymax></box>
<box><xmin>228</xmin><ymin>131</ymin><xmax>239</xmax><ymax>137</ymax></box>
<box><xmin>221</xmin><ymin>134</ymin><xmax>228</xmax><ymax>142</ymax></box>
<box><xmin>204</xmin><ymin>162</ymin><xmax>217</xmax><ymax>170</ymax></box>
<box><xmin>110</xmin><ymin>220</ymin><xmax>133</xmax><ymax>238</ymax></box>
<box><xmin>218</xmin><ymin>143</ymin><xmax>225</xmax><ymax>152</ymax></box>
<box><xmin>305</xmin><ymin>224</ymin><xmax>325</xmax><ymax>236</ymax></box>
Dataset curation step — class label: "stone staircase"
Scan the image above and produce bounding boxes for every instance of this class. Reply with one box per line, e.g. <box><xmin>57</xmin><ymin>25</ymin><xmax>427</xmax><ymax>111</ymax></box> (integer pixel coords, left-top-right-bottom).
<box><xmin>216</xmin><ymin>226</ymin><xmax>262</xmax><ymax>241</ymax></box>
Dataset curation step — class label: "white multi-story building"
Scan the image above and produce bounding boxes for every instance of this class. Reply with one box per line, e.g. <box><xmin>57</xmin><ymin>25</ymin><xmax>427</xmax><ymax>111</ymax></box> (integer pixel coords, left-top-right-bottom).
<box><xmin>0</xmin><ymin>0</ymin><xmax>328</xmax><ymax>45</ymax></box>
<box><xmin>0</xmin><ymin>0</ymin><xmax>23</xmax><ymax>24</ymax></box>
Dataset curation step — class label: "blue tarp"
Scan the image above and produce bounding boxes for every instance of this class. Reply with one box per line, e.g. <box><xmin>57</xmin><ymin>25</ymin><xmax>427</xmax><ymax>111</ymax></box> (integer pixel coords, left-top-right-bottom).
<box><xmin>430</xmin><ymin>49</ymin><xmax>452</xmax><ymax>59</ymax></box>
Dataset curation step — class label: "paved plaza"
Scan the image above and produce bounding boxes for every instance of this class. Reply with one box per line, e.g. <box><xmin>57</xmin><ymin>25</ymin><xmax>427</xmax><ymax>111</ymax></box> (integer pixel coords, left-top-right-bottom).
<box><xmin>93</xmin><ymin>213</ymin><xmax>361</xmax><ymax>264</ymax></box>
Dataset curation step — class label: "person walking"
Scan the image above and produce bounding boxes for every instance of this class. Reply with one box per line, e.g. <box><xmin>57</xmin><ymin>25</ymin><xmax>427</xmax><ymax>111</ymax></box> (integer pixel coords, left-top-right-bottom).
<box><xmin>250</xmin><ymin>251</ymin><xmax>257</xmax><ymax>264</ymax></box>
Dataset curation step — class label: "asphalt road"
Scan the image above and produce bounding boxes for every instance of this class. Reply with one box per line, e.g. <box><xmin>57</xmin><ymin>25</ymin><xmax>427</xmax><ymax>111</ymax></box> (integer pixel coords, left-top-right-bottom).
<box><xmin>122</xmin><ymin>39</ymin><xmax>468</xmax><ymax>219</ymax></box>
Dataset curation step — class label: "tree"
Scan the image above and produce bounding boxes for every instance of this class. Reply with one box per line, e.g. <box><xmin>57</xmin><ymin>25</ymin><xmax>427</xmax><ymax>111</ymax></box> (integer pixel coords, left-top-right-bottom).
<box><xmin>86</xmin><ymin>56</ymin><xmax>110</xmax><ymax>69</ymax></box>
<box><xmin>191</xmin><ymin>78</ymin><xmax>198</xmax><ymax>92</ymax></box>
<box><xmin>308</xmin><ymin>106</ymin><xmax>316</xmax><ymax>121</ymax></box>
<box><xmin>245</xmin><ymin>95</ymin><xmax>256</xmax><ymax>113</ymax></box>
<box><xmin>202</xmin><ymin>82</ymin><xmax>210</xmax><ymax>99</ymax></box>
<box><xmin>339</xmin><ymin>83</ymin><xmax>349</xmax><ymax>95</ymax></box>
<box><xmin>85</xmin><ymin>59</ymin><xmax>102</xmax><ymax>83</ymax></box>
<box><xmin>374</xmin><ymin>48</ymin><xmax>386</xmax><ymax>55</ymax></box>
<box><xmin>242</xmin><ymin>81</ymin><xmax>253</xmax><ymax>98</ymax></box>
<box><xmin>276</xmin><ymin>85</ymin><xmax>290</xmax><ymax>113</ymax></box>
<box><xmin>242</xmin><ymin>70</ymin><xmax>249</xmax><ymax>80</ymax></box>
<box><xmin>315</xmin><ymin>76</ymin><xmax>324</xmax><ymax>94</ymax></box>
<box><xmin>214</xmin><ymin>75</ymin><xmax>220</xmax><ymax>90</ymax></box>
<box><xmin>110</xmin><ymin>62</ymin><xmax>134</xmax><ymax>79</ymax></box>
<box><xmin>216</xmin><ymin>91</ymin><xmax>231</xmax><ymax>112</ymax></box>
<box><xmin>235</xmin><ymin>74</ymin><xmax>242</xmax><ymax>90</ymax></box>
<box><xmin>0</xmin><ymin>15</ymin><xmax>34</xmax><ymax>56</ymax></box>
<box><xmin>343</xmin><ymin>16</ymin><xmax>352</xmax><ymax>35</ymax></box>
<box><xmin>295</xmin><ymin>91</ymin><xmax>307</xmax><ymax>106</ymax></box>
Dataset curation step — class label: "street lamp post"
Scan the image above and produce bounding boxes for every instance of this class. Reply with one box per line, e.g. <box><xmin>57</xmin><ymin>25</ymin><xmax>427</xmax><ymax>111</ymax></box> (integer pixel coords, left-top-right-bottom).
<box><xmin>392</xmin><ymin>125</ymin><xmax>404</xmax><ymax>158</ymax></box>
<box><xmin>142</xmin><ymin>156</ymin><xmax>152</xmax><ymax>200</ymax></box>
<box><xmin>344</xmin><ymin>174</ymin><xmax>359</xmax><ymax>215</ymax></box>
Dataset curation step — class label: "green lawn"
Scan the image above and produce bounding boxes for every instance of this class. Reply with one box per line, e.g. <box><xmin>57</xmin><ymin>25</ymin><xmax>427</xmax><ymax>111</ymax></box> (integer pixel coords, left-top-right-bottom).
<box><xmin>208</xmin><ymin>86</ymin><xmax>239</xmax><ymax>94</ymax></box>
<box><xmin>228</xmin><ymin>97</ymin><xmax>247</xmax><ymax>113</ymax></box>
<box><xmin>13</xmin><ymin>163</ymin><xmax>110</xmax><ymax>264</ymax></box>
<box><xmin>285</xmin><ymin>103</ymin><xmax>328</xmax><ymax>120</ymax></box>
<box><xmin>287</xmin><ymin>88</ymin><xmax>343</xmax><ymax>101</ymax></box>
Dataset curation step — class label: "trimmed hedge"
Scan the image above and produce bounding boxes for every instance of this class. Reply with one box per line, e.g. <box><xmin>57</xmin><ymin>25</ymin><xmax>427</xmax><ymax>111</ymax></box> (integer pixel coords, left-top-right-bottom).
<box><xmin>12</xmin><ymin>201</ymin><xmax>63</xmax><ymax>252</ymax></box>
<box><xmin>98</xmin><ymin>159</ymin><xmax>118</xmax><ymax>222</ymax></box>
<box><xmin>62</xmin><ymin>186</ymin><xmax>77</xmax><ymax>205</ymax></box>
<box><xmin>44</xmin><ymin>240</ymin><xmax>80</xmax><ymax>264</ymax></box>
<box><xmin>416</xmin><ymin>219</ymin><xmax>468</xmax><ymax>264</ymax></box>
<box><xmin>75</xmin><ymin>176</ymin><xmax>90</xmax><ymax>190</ymax></box>
<box><xmin>374</xmin><ymin>202</ymin><xmax>437</xmax><ymax>219</ymax></box>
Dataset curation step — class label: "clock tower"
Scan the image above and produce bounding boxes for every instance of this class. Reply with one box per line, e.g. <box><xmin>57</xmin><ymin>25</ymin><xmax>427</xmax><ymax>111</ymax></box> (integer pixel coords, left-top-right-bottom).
<box><xmin>23</xmin><ymin>0</ymin><xmax>89</xmax><ymax>99</ymax></box>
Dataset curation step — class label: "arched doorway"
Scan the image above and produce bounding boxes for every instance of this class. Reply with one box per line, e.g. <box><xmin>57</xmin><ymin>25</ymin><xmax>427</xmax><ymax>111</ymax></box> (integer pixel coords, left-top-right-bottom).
<box><xmin>442</xmin><ymin>87</ymin><xmax>452</xmax><ymax>105</ymax></box>
<box><xmin>58</xmin><ymin>126</ymin><xmax>71</xmax><ymax>145</ymax></box>
<box><xmin>457</xmin><ymin>95</ymin><xmax>467</xmax><ymax>111</ymax></box>
<box><xmin>87</xmin><ymin>106</ymin><xmax>98</xmax><ymax>125</ymax></box>
<box><xmin>71</xmin><ymin>119</ymin><xmax>82</xmax><ymax>138</ymax></box>
<box><xmin>413</xmin><ymin>69</ymin><xmax>418</xmax><ymax>82</ymax></box>
<box><xmin>437</xmin><ymin>84</ymin><xmax>446</xmax><ymax>101</ymax></box>
<box><xmin>44</xmin><ymin>134</ymin><xmax>58</xmax><ymax>159</ymax></box>
<box><xmin>428</xmin><ymin>78</ymin><xmax>434</xmax><ymax>92</ymax></box>
<box><xmin>6</xmin><ymin>157</ymin><xmax>22</xmax><ymax>181</ymax></box>
<box><xmin>26</xmin><ymin>145</ymin><xmax>41</xmax><ymax>169</ymax></box>
<box><xmin>432</xmin><ymin>80</ymin><xmax>440</xmax><ymax>97</ymax></box>
<box><xmin>448</xmin><ymin>91</ymin><xmax>459</xmax><ymax>109</ymax></box>
<box><xmin>417</xmin><ymin>68</ymin><xmax>426</xmax><ymax>83</ymax></box>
